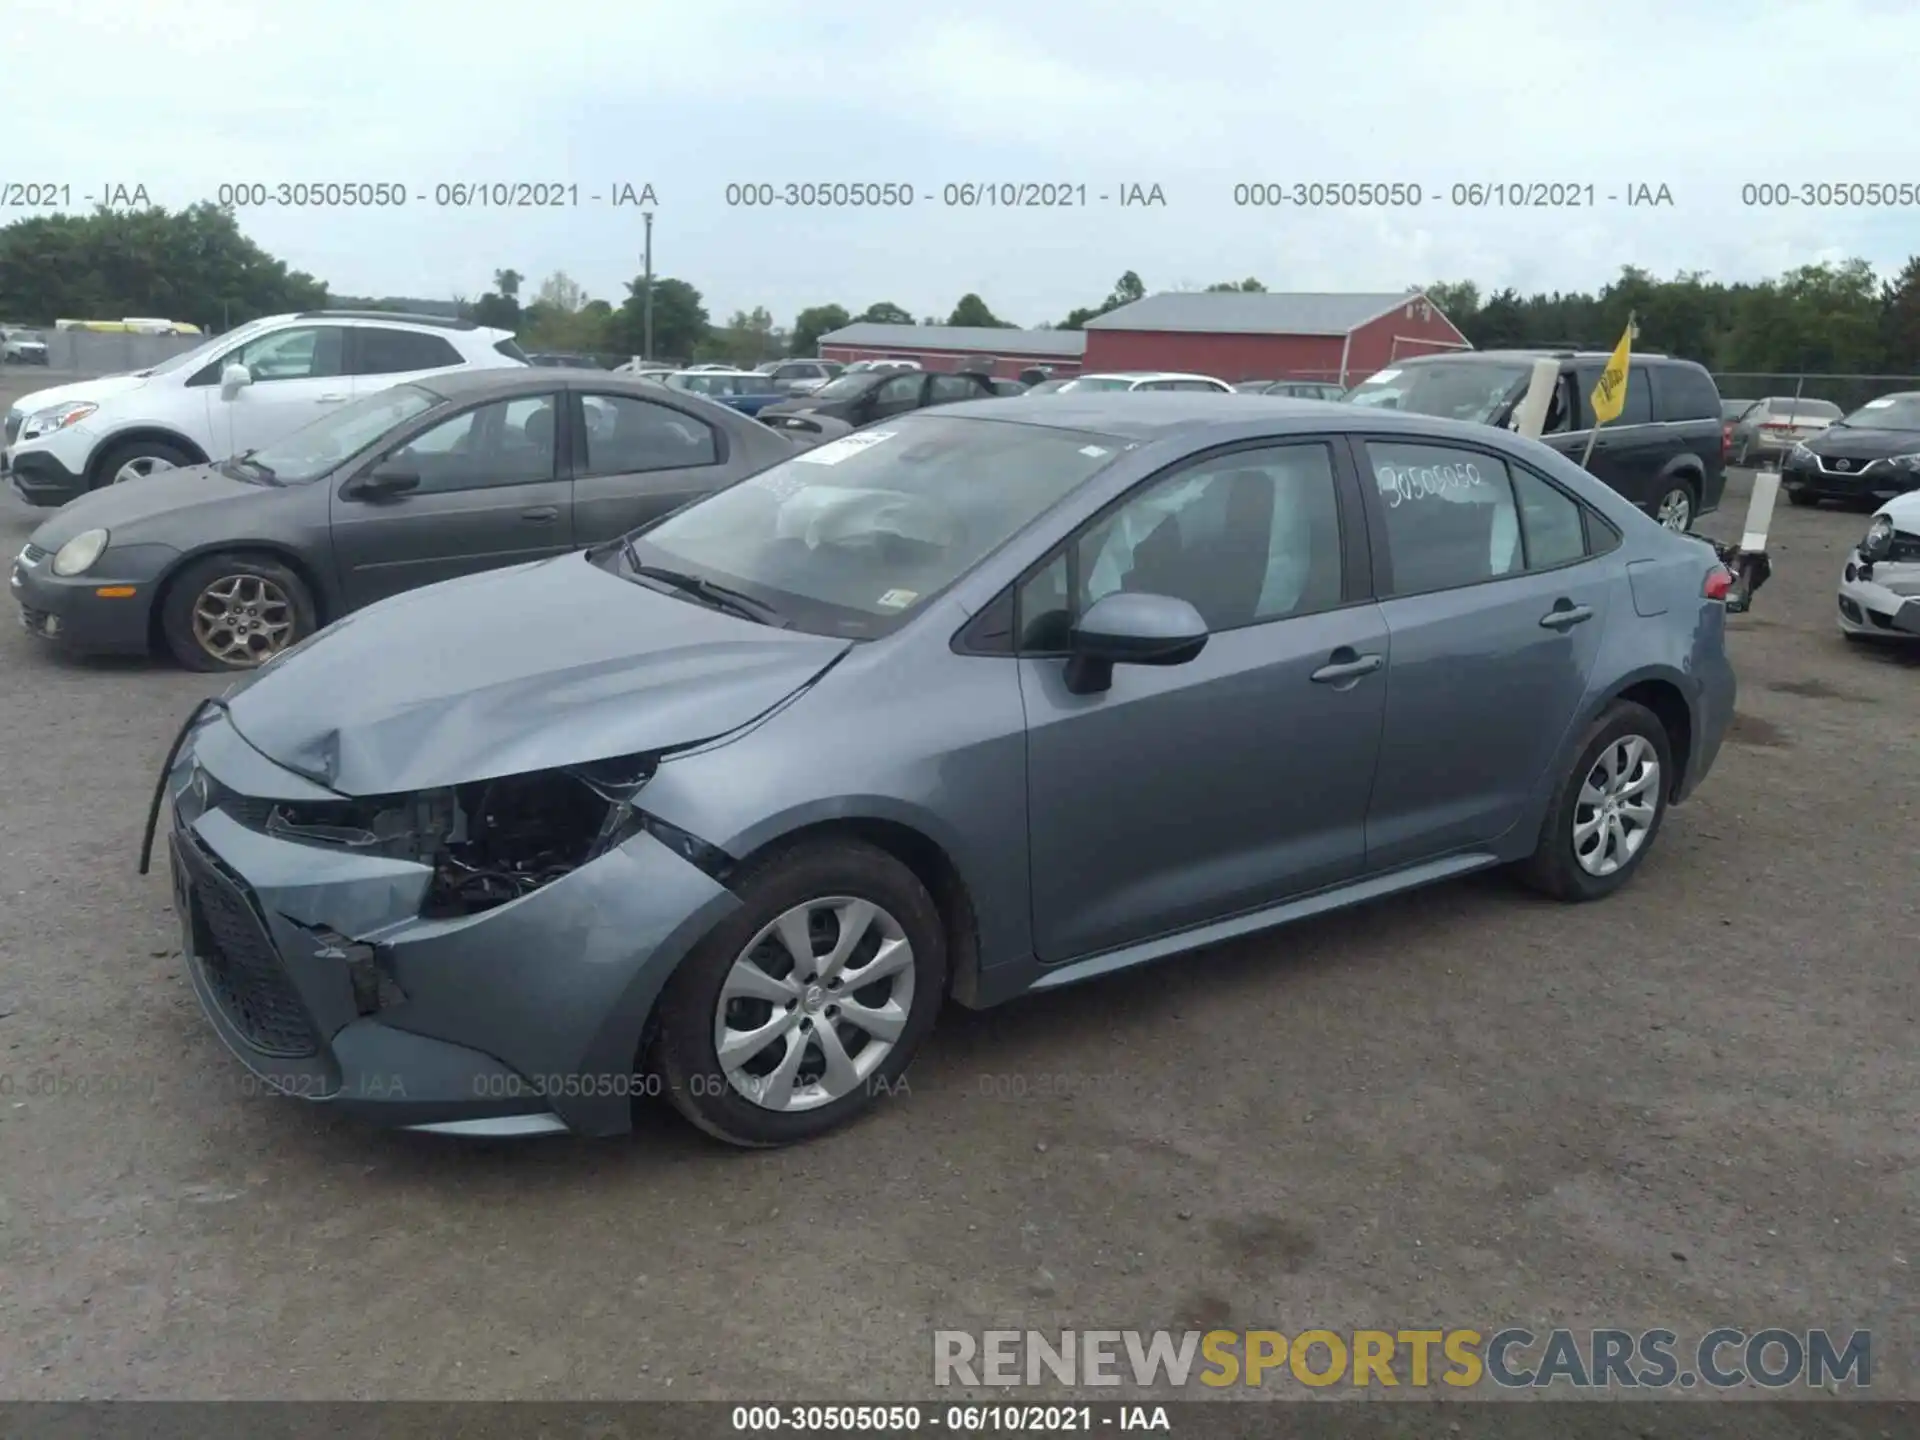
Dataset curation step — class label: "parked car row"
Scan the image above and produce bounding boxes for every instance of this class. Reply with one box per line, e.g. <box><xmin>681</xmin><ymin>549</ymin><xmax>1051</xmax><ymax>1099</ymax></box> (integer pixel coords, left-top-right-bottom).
<box><xmin>2</xmin><ymin>325</ymin><xmax>50</xmax><ymax>364</ymax></box>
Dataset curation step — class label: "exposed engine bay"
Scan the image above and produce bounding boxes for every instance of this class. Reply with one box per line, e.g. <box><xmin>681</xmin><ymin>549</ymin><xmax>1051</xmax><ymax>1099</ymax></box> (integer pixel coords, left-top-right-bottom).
<box><xmin>257</xmin><ymin>755</ymin><xmax>662</xmax><ymax>917</ymax></box>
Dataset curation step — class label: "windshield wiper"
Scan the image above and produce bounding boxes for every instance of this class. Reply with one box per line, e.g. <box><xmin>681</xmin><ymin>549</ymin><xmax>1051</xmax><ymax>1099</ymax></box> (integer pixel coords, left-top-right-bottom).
<box><xmin>226</xmin><ymin>449</ymin><xmax>278</xmax><ymax>481</ymax></box>
<box><xmin>621</xmin><ymin>543</ymin><xmax>786</xmax><ymax>626</ymax></box>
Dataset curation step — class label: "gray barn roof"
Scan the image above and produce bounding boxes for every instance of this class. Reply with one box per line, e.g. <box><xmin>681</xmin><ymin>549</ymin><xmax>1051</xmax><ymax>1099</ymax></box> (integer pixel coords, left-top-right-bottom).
<box><xmin>818</xmin><ymin>323</ymin><xmax>1087</xmax><ymax>358</ymax></box>
<box><xmin>1085</xmin><ymin>291</ymin><xmax>1429</xmax><ymax>337</ymax></box>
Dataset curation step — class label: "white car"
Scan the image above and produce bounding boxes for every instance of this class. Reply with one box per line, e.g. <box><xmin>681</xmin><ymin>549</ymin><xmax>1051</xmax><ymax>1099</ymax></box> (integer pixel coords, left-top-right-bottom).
<box><xmin>3</xmin><ymin>310</ymin><xmax>525</xmax><ymax>508</ymax></box>
<box><xmin>1052</xmin><ymin>371</ymin><xmax>1234</xmax><ymax>393</ymax></box>
<box><xmin>1837</xmin><ymin>491</ymin><xmax>1920</xmax><ymax>642</ymax></box>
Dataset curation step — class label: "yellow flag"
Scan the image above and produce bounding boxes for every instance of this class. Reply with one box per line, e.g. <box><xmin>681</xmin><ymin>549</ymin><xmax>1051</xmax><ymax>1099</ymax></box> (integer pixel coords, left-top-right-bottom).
<box><xmin>1589</xmin><ymin>319</ymin><xmax>1633</xmax><ymax>425</ymax></box>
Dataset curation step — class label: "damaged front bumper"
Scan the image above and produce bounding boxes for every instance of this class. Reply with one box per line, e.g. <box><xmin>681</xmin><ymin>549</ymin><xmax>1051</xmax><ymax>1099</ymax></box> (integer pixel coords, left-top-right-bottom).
<box><xmin>151</xmin><ymin>705</ymin><xmax>742</xmax><ymax>1137</ymax></box>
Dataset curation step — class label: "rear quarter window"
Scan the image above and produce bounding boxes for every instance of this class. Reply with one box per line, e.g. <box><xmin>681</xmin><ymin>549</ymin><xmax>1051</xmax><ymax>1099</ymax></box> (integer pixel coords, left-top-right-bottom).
<box><xmin>1651</xmin><ymin>363</ymin><xmax>1721</xmax><ymax>422</ymax></box>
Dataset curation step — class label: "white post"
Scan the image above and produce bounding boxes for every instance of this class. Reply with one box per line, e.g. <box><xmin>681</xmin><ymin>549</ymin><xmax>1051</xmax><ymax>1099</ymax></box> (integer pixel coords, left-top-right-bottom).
<box><xmin>1743</xmin><ymin>469</ymin><xmax>1781</xmax><ymax>555</ymax></box>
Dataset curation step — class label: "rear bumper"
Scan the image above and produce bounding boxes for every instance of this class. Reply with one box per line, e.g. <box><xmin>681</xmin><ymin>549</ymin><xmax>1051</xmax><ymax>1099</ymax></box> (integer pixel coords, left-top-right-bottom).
<box><xmin>164</xmin><ymin>711</ymin><xmax>742</xmax><ymax>1137</ymax></box>
<box><xmin>1679</xmin><ymin>633</ymin><xmax>1736</xmax><ymax>804</ymax></box>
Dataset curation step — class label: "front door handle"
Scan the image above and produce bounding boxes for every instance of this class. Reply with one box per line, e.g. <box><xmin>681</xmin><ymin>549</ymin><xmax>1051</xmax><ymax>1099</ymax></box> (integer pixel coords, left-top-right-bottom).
<box><xmin>1310</xmin><ymin>650</ymin><xmax>1384</xmax><ymax>684</ymax></box>
<box><xmin>1540</xmin><ymin>601</ymin><xmax>1594</xmax><ymax>630</ymax></box>
<box><xmin>520</xmin><ymin>506</ymin><xmax>559</xmax><ymax>523</ymax></box>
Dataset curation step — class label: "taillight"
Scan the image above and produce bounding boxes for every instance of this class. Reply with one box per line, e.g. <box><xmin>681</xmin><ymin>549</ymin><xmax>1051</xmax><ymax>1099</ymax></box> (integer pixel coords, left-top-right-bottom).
<box><xmin>1703</xmin><ymin>566</ymin><xmax>1734</xmax><ymax>601</ymax></box>
<box><xmin>1721</xmin><ymin>423</ymin><xmax>1733</xmax><ymax>459</ymax></box>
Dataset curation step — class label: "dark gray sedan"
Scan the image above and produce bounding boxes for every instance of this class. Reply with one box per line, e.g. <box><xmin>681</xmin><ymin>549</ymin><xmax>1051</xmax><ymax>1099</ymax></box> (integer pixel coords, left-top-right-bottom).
<box><xmin>11</xmin><ymin>369</ymin><xmax>799</xmax><ymax>670</ymax></box>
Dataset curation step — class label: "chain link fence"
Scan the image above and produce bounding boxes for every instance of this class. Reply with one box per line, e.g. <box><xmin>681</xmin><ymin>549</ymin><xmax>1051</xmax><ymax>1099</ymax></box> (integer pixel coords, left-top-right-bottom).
<box><xmin>1710</xmin><ymin>372</ymin><xmax>1920</xmax><ymax>414</ymax></box>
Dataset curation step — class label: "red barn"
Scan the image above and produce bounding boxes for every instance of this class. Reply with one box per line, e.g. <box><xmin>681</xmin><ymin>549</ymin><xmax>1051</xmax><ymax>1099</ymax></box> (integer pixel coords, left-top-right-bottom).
<box><xmin>1083</xmin><ymin>290</ymin><xmax>1469</xmax><ymax>386</ymax></box>
<box><xmin>816</xmin><ymin>323</ymin><xmax>1085</xmax><ymax>379</ymax></box>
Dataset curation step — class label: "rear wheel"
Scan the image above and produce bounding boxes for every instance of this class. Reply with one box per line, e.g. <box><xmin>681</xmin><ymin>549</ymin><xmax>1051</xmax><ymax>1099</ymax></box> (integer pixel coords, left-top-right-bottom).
<box><xmin>1654</xmin><ymin>482</ymin><xmax>1696</xmax><ymax>532</ymax></box>
<box><xmin>92</xmin><ymin>437</ymin><xmax>194</xmax><ymax>489</ymax></box>
<box><xmin>160</xmin><ymin>553</ymin><xmax>316</xmax><ymax>672</ymax></box>
<box><xmin>1516</xmin><ymin>700</ymin><xmax>1673</xmax><ymax>902</ymax></box>
<box><xmin>651</xmin><ymin>839</ymin><xmax>946</xmax><ymax>1147</ymax></box>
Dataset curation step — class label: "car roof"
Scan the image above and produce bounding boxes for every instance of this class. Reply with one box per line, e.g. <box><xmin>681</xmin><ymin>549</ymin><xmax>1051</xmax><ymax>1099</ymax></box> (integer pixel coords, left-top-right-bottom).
<box><xmin>411</xmin><ymin>368</ymin><xmax>708</xmax><ymax>401</ymax></box>
<box><xmin>926</xmin><ymin>390</ymin><xmax>1386</xmax><ymax>439</ymax></box>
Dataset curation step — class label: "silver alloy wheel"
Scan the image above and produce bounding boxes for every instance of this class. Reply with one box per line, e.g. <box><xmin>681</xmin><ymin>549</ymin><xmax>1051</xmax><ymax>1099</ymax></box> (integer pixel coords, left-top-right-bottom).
<box><xmin>715</xmin><ymin>895</ymin><xmax>915</xmax><ymax>1112</ymax></box>
<box><xmin>191</xmin><ymin>573</ymin><xmax>295</xmax><ymax>666</ymax></box>
<box><xmin>113</xmin><ymin>455</ymin><xmax>177</xmax><ymax>484</ymax></box>
<box><xmin>1655</xmin><ymin>488</ymin><xmax>1693</xmax><ymax>531</ymax></box>
<box><xmin>1573</xmin><ymin>734</ymin><xmax>1661</xmax><ymax>877</ymax></box>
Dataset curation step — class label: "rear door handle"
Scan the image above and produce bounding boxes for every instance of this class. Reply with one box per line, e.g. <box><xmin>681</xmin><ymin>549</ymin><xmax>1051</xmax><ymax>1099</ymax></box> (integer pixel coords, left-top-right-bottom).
<box><xmin>1310</xmin><ymin>651</ymin><xmax>1384</xmax><ymax>684</ymax></box>
<box><xmin>520</xmin><ymin>506</ymin><xmax>559</xmax><ymax>522</ymax></box>
<box><xmin>1540</xmin><ymin>602</ymin><xmax>1594</xmax><ymax>630</ymax></box>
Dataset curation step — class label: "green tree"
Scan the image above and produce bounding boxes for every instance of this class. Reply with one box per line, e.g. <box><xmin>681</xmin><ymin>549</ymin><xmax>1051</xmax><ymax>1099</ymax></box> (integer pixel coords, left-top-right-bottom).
<box><xmin>494</xmin><ymin>269</ymin><xmax>524</xmax><ymax>300</ymax></box>
<box><xmin>701</xmin><ymin>306</ymin><xmax>783</xmax><ymax>366</ymax></box>
<box><xmin>0</xmin><ymin>202</ymin><xmax>326</xmax><ymax>326</ymax></box>
<box><xmin>857</xmin><ymin>301</ymin><xmax>914</xmax><ymax>325</ymax></box>
<box><xmin>947</xmin><ymin>293</ymin><xmax>1011</xmax><ymax>327</ymax></box>
<box><xmin>790</xmin><ymin>303</ymin><xmax>851</xmax><ymax>356</ymax></box>
<box><xmin>1061</xmin><ymin>270</ymin><xmax>1147</xmax><ymax>329</ymax></box>
<box><xmin>1880</xmin><ymin>255</ymin><xmax>1920</xmax><ymax>371</ymax></box>
<box><xmin>612</xmin><ymin>275</ymin><xmax>709</xmax><ymax>361</ymax></box>
<box><xmin>1205</xmin><ymin>278</ymin><xmax>1266</xmax><ymax>292</ymax></box>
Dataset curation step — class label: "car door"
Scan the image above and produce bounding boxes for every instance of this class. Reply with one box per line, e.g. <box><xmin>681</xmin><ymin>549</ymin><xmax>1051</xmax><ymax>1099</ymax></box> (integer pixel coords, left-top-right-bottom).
<box><xmin>569</xmin><ymin>388</ymin><xmax>728</xmax><ymax>543</ymax></box>
<box><xmin>925</xmin><ymin>372</ymin><xmax>988</xmax><ymax>409</ymax></box>
<box><xmin>345</xmin><ymin>325</ymin><xmax>469</xmax><ymax>396</ymax></box>
<box><xmin>1017</xmin><ymin>438</ymin><xmax>1386</xmax><ymax>963</ymax></box>
<box><xmin>1567</xmin><ymin>361</ymin><xmax>1662</xmax><ymax>510</ymax></box>
<box><xmin>330</xmin><ymin>392</ymin><xmax>574</xmax><ymax>609</ymax></box>
<box><xmin>866</xmin><ymin>372</ymin><xmax>926</xmax><ymax>423</ymax></box>
<box><xmin>1352</xmin><ymin>434</ymin><xmax>1614</xmax><ymax>870</ymax></box>
<box><xmin>195</xmin><ymin>324</ymin><xmax>352</xmax><ymax>457</ymax></box>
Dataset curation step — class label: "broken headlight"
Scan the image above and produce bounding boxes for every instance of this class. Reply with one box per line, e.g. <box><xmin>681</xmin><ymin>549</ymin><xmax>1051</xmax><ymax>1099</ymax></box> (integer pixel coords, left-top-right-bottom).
<box><xmin>260</xmin><ymin>754</ymin><xmax>661</xmax><ymax>917</ymax></box>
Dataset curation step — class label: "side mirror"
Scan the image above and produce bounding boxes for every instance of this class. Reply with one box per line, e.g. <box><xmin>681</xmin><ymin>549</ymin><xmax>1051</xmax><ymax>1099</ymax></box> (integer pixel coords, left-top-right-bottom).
<box><xmin>219</xmin><ymin>363</ymin><xmax>252</xmax><ymax>399</ymax></box>
<box><xmin>348</xmin><ymin>459</ymin><xmax>420</xmax><ymax>499</ymax></box>
<box><xmin>1062</xmin><ymin>591</ymin><xmax>1209</xmax><ymax>695</ymax></box>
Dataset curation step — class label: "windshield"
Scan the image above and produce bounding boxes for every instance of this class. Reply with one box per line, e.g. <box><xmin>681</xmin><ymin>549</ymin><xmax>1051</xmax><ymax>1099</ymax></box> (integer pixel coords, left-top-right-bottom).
<box><xmin>138</xmin><ymin>318</ymin><xmax>279</xmax><ymax>377</ymax></box>
<box><xmin>1840</xmin><ymin>394</ymin><xmax>1920</xmax><ymax>430</ymax></box>
<box><xmin>623</xmin><ymin>413</ymin><xmax>1129</xmax><ymax>637</ymax></box>
<box><xmin>1345</xmin><ymin>361</ymin><xmax>1532</xmax><ymax>423</ymax></box>
<box><xmin>1026</xmin><ymin>379</ymin><xmax>1071</xmax><ymax>394</ymax></box>
<box><xmin>1059</xmin><ymin>377</ymin><xmax>1137</xmax><ymax>392</ymax></box>
<box><xmin>241</xmin><ymin>385</ymin><xmax>441</xmax><ymax>483</ymax></box>
<box><xmin>811</xmin><ymin>373</ymin><xmax>878</xmax><ymax>400</ymax></box>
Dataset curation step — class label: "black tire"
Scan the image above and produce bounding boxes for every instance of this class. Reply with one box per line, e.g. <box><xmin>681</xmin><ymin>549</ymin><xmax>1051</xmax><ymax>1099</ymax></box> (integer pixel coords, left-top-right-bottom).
<box><xmin>1785</xmin><ymin>487</ymin><xmax>1815</xmax><ymax>507</ymax></box>
<box><xmin>1652</xmin><ymin>480</ymin><xmax>1697</xmax><ymax>532</ymax></box>
<box><xmin>159</xmin><ymin>553</ymin><xmax>317</xmax><ymax>672</ymax></box>
<box><xmin>90</xmin><ymin>437</ymin><xmax>196</xmax><ymax>490</ymax></box>
<box><xmin>1515</xmin><ymin>700</ymin><xmax>1674</xmax><ymax>903</ymax></box>
<box><xmin>651</xmin><ymin>839</ymin><xmax>946</xmax><ymax>1147</ymax></box>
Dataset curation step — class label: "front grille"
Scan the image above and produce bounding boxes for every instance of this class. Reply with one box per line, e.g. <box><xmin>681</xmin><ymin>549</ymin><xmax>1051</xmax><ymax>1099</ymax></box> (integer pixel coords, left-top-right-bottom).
<box><xmin>22</xmin><ymin>543</ymin><xmax>47</xmax><ymax>563</ymax></box>
<box><xmin>1816</xmin><ymin>454</ymin><xmax>1879</xmax><ymax>476</ymax></box>
<box><xmin>186</xmin><ymin>841</ymin><xmax>319</xmax><ymax>1058</ymax></box>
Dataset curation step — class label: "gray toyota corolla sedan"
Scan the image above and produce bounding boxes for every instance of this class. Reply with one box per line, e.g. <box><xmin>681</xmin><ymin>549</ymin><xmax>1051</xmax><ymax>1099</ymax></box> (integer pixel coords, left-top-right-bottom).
<box><xmin>12</xmin><ymin>369</ymin><xmax>802</xmax><ymax>670</ymax></box>
<box><xmin>142</xmin><ymin>394</ymin><xmax>1738</xmax><ymax>1146</ymax></box>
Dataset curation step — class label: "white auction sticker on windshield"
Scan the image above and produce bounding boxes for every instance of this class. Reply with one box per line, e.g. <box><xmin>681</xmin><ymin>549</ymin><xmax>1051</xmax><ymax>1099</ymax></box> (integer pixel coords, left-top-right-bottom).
<box><xmin>1365</xmin><ymin>369</ymin><xmax>1401</xmax><ymax>384</ymax></box>
<box><xmin>1079</xmin><ymin>445</ymin><xmax>1110</xmax><ymax>458</ymax></box>
<box><xmin>793</xmin><ymin>430</ymin><xmax>898</xmax><ymax>465</ymax></box>
<box><xmin>876</xmin><ymin>588</ymin><xmax>918</xmax><ymax>609</ymax></box>
<box><xmin>1863</xmin><ymin>397</ymin><xmax>1895</xmax><ymax>408</ymax></box>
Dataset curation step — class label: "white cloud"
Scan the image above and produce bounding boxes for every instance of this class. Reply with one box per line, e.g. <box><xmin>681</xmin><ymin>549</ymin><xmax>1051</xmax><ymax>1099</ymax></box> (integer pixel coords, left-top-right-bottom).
<box><xmin>10</xmin><ymin>0</ymin><xmax>1917</xmax><ymax>323</ymax></box>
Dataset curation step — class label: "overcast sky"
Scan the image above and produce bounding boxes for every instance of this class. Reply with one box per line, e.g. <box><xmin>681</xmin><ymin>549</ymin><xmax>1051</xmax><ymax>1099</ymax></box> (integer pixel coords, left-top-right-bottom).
<box><xmin>17</xmin><ymin>0</ymin><xmax>1917</xmax><ymax>327</ymax></box>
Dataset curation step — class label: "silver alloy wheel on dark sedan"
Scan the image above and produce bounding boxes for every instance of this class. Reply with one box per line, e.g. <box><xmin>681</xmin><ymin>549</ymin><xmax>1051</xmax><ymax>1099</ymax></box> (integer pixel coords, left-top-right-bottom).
<box><xmin>190</xmin><ymin>572</ymin><xmax>297</xmax><ymax>666</ymax></box>
<box><xmin>1655</xmin><ymin>486</ymin><xmax>1694</xmax><ymax>531</ymax></box>
<box><xmin>716</xmin><ymin>896</ymin><xmax>916</xmax><ymax>1112</ymax></box>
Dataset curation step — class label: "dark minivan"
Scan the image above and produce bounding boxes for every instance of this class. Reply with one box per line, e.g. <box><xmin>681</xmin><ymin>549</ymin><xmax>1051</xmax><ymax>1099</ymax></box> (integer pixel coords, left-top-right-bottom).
<box><xmin>758</xmin><ymin>367</ymin><xmax>998</xmax><ymax>429</ymax></box>
<box><xmin>1346</xmin><ymin>350</ymin><xmax>1726</xmax><ymax>531</ymax></box>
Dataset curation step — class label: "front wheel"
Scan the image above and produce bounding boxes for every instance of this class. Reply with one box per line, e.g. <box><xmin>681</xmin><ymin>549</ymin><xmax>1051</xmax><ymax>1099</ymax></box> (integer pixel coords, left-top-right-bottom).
<box><xmin>1785</xmin><ymin>487</ymin><xmax>1815</xmax><ymax>507</ymax></box>
<box><xmin>650</xmin><ymin>839</ymin><xmax>947</xmax><ymax>1147</ymax></box>
<box><xmin>1515</xmin><ymin>700</ymin><xmax>1674</xmax><ymax>902</ymax></box>
<box><xmin>160</xmin><ymin>553</ymin><xmax>316</xmax><ymax>672</ymax></box>
<box><xmin>92</xmin><ymin>437</ymin><xmax>194</xmax><ymax>489</ymax></box>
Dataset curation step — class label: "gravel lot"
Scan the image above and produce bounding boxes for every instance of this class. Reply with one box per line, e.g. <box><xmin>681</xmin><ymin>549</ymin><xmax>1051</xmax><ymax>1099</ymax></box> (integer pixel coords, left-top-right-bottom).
<box><xmin>0</xmin><ymin>369</ymin><xmax>1913</xmax><ymax>1403</ymax></box>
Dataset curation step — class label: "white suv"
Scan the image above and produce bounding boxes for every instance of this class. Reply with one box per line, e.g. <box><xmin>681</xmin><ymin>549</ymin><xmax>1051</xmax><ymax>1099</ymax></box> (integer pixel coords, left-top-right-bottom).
<box><xmin>3</xmin><ymin>311</ymin><xmax>526</xmax><ymax>507</ymax></box>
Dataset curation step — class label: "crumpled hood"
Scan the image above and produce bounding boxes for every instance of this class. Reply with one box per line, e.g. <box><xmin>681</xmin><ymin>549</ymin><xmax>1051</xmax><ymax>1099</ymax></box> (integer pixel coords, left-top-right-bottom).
<box><xmin>29</xmin><ymin>463</ymin><xmax>260</xmax><ymax>547</ymax></box>
<box><xmin>1877</xmin><ymin>490</ymin><xmax>1920</xmax><ymax>530</ymax></box>
<box><xmin>8</xmin><ymin>372</ymin><xmax>148</xmax><ymax>418</ymax></box>
<box><xmin>222</xmin><ymin>552</ymin><xmax>852</xmax><ymax>796</ymax></box>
